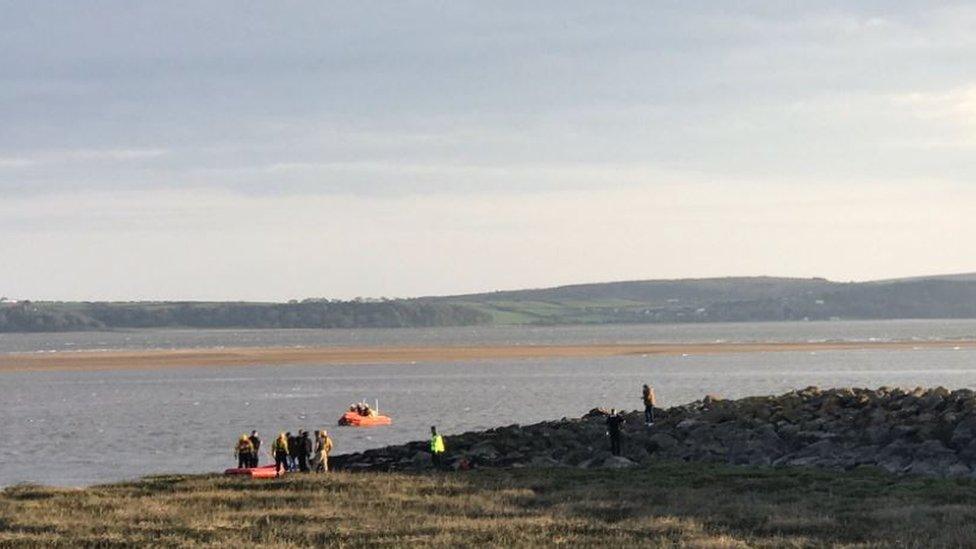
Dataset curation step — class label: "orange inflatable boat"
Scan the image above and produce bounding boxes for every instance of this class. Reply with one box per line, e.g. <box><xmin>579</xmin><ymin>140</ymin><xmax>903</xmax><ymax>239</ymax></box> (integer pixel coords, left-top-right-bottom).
<box><xmin>338</xmin><ymin>410</ymin><xmax>393</xmax><ymax>427</ymax></box>
<box><xmin>224</xmin><ymin>464</ymin><xmax>278</xmax><ymax>479</ymax></box>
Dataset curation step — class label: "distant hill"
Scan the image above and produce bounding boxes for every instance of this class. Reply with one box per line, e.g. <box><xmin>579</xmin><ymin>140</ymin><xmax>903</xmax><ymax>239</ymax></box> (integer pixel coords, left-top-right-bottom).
<box><xmin>430</xmin><ymin>274</ymin><xmax>976</xmax><ymax>325</ymax></box>
<box><xmin>5</xmin><ymin>273</ymin><xmax>976</xmax><ymax>332</ymax></box>
<box><xmin>871</xmin><ymin>272</ymin><xmax>976</xmax><ymax>284</ymax></box>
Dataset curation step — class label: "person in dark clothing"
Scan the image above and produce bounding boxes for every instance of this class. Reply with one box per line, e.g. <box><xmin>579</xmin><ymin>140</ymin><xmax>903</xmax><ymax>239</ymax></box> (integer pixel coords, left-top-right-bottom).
<box><xmin>298</xmin><ymin>431</ymin><xmax>312</xmax><ymax>472</ymax></box>
<box><xmin>606</xmin><ymin>409</ymin><xmax>624</xmax><ymax>456</ymax></box>
<box><xmin>249</xmin><ymin>431</ymin><xmax>262</xmax><ymax>468</ymax></box>
<box><xmin>286</xmin><ymin>431</ymin><xmax>298</xmax><ymax>471</ymax></box>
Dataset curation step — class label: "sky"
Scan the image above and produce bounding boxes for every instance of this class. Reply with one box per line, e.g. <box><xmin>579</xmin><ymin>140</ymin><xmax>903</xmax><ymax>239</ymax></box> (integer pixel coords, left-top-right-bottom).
<box><xmin>2</xmin><ymin>1</ymin><xmax>975</xmax><ymax>301</ymax></box>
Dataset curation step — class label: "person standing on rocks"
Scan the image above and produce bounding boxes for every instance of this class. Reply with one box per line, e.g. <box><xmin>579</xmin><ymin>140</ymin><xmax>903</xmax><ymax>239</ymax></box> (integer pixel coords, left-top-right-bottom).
<box><xmin>606</xmin><ymin>409</ymin><xmax>624</xmax><ymax>456</ymax></box>
<box><xmin>430</xmin><ymin>426</ymin><xmax>446</xmax><ymax>468</ymax></box>
<box><xmin>642</xmin><ymin>384</ymin><xmax>657</xmax><ymax>426</ymax></box>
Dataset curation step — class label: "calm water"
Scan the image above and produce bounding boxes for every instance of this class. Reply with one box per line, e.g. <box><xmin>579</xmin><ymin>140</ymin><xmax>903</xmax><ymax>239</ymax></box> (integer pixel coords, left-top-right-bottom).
<box><xmin>3</xmin><ymin>319</ymin><xmax>976</xmax><ymax>354</ymax></box>
<box><xmin>2</xmin><ymin>320</ymin><xmax>976</xmax><ymax>487</ymax></box>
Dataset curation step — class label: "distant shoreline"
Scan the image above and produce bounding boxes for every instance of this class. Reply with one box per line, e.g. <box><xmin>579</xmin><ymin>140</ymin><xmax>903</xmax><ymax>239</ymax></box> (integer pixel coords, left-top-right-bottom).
<box><xmin>1</xmin><ymin>340</ymin><xmax>975</xmax><ymax>372</ymax></box>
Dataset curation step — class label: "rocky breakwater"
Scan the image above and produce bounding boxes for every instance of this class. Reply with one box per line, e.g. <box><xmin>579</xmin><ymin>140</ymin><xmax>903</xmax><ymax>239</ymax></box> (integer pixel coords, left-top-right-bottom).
<box><xmin>332</xmin><ymin>386</ymin><xmax>976</xmax><ymax>477</ymax></box>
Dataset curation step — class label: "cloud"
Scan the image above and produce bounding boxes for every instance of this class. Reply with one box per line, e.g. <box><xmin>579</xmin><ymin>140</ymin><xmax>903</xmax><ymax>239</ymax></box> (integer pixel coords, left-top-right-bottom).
<box><xmin>3</xmin><ymin>2</ymin><xmax>976</xmax><ymax>297</ymax></box>
<box><xmin>2</xmin><ymin>180</ymin><xmax>974</xmax><ymax>300</ymax></box>
<box><xmin>893</xmin><ymin>85</ymin><xmax>976</xmax><ymax>123</ymax></box>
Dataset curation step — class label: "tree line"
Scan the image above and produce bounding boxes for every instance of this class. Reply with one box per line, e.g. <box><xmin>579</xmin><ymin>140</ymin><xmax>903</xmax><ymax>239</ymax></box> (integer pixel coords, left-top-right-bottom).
<box><xmin>0</xmin><ymin>300</ymin><xmax>492</xmax><ymax>332</ymax></box>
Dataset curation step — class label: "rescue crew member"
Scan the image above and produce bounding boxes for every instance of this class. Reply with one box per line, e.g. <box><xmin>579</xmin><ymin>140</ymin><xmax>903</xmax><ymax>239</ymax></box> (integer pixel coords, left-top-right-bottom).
<box><xmin>430</xmin><ymin>426</ymin><xmax>446</xmax><ymax>468</ymax></box>
<box><xmin>249</xmin><ymin>430</ymin><xmax>262</xmax><ymax>467</ymax></box>
<box><xmin>272</xmin><ymin>433</ymin><xmax>289</xmax><ymax>476</ymax></box>
<box><xmin>315</xmin><ymin>430</ymin><xmax>334</xmax><ymax>473</ymax></box>
<box><xmin>235</xmin><ymin>434</ymin><xmax>254</xmax><ymax>469</ymax></box>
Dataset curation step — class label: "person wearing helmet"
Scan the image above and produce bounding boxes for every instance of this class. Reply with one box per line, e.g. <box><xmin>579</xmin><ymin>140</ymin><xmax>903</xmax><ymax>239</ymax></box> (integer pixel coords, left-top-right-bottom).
<box><xmin>248</xmin><ymin>430</ymin><xmax>262</xmax><ymax>467</ymax></box>
<box><xmin>272</xmin><ymin>433</ymin><xmax>289</xmax><ymax>477</ymax></box>
<box><xmin>314</xmin><ymin>429</ymin><xmax>334</xmax><ymax>473</ymax></box>
<box><xmin>234</xmin><ymin>434</ymin><xmax>254</xmax><ymax>469</ymax></box>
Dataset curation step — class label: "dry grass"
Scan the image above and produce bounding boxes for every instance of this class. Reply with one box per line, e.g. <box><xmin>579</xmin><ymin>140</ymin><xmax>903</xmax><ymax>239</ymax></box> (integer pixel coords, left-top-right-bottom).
<box><xmin>3</xmin><ymin>462</ymin><xmax>976</xmax><ymax>547</ymax></box>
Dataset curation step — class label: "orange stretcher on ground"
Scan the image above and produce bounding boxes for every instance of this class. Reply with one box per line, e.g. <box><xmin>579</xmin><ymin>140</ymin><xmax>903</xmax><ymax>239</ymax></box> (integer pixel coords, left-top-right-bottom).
<box><xmin>224</xmin><ymin>464</ymin><xmax>278</xmax><ymax>479</ymax></box>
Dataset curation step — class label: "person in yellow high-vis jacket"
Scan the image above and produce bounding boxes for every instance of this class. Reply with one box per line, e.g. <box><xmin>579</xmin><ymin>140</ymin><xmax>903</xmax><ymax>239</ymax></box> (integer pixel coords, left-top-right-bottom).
<box><xmin>272</xmin><ymin>433</ymin><xmax>289</xmax><ymax>477</ymax></box>
<box><xmin>234</xmin><ymin>434</ymin><xmax>254</xmax><ymax>469</ymax></box>
<box><xmin>430</xmin><ymin>426</ymin><xmax>446</xmax><ymax>468</ymax></box>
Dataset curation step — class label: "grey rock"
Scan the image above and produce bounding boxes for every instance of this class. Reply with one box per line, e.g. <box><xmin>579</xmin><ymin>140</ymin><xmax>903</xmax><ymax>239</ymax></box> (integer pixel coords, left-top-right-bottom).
<box><xmin>600</xmin><ymin>456</ymin><xmax>636</xmax><ymax>469</ymax></box>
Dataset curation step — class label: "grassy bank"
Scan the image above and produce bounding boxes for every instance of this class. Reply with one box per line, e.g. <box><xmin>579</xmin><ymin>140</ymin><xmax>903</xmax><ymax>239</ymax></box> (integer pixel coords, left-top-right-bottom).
<box><xmin>3</xmin><ymin>462</ymin><xmax>976</xmax><ymax>547</ymax></box>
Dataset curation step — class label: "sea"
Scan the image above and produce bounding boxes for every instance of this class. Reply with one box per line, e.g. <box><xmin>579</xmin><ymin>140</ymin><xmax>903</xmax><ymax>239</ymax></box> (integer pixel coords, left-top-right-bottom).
<box><xmin>2</xmin><ymin>319</ymin><xmax>976</xmax><ymax>487</ymax></box>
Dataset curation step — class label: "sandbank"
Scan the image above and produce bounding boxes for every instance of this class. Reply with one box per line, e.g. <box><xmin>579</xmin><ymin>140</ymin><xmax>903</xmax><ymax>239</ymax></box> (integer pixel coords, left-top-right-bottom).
<box><xmin>1</xmin><ymin>339</ymin><xmax>975</xmax><ymax>372</ymax></box>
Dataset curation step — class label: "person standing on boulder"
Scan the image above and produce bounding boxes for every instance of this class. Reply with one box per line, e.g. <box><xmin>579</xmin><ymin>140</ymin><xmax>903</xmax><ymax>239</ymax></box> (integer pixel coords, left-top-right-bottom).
<box><xmin>606</xmin><ymin>409</ymin><xmax>624</xmax><ymax>456</ymax></box>
<box><xmin>642</xmin><ymin>384</ymin><xmax>657</xmax><ymax>426</ymax></box>
<box><xmin>430</xmin><ymin>426</ymin><xmax>446</xmax><ymax>468</ymax></box>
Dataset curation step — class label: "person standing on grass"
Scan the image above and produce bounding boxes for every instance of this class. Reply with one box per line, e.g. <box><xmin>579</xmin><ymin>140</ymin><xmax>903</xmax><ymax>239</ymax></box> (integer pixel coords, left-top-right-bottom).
<box><xmin>430</xmin><ymin>426</ymin><xmax>446</xmax><ymax>468</ymax></box>
<box><xmin>315</xmin><ymin>430</ymin><xmax>333</xmax><ymax>473</ymax></box>
<box><xmin>287</xmin><ymin>431</ymin><xmax>299</xmax><ymax>472</ymax></box>
<box><xmin>606</xmin><ymin>409</ymin><xmax>623</xmax><ymax>456</ymax></box>
<box><xmin>298</xmin><ymin>431</ymin><xmax>312</xmax><ymax>472</ymax></box>
<box><xmin>249</xmin><ymin>430</ymin><xmax>261</xmax><ymax>467</ymax></box>
<box><xmin>642</xmin><ymin>384</ymin><xmax>657</xmax><ymax>426</ymax></box>
<box><xmin>272</xmin><ymin>433</ymin><xmax>289</xmax><ymax>477</ymax></box>
<box><xmin>235</xmin><ymin>434</ymin><xmax>255</xmax><ymax>469</ymax></box>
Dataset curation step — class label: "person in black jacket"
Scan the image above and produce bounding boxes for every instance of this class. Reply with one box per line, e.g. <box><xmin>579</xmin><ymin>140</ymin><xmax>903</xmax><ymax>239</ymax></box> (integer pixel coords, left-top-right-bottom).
<box><xmin>286</xmin><ymin>431</ymin><xmax>298</xmax><ymax>471</ymax></box>
<box><xmin>298</xmin><ymin>431</ymin><xmax>312</xmax><ymax>472</ymax></box>
<box><xmin>249</xmin><ymin>430</ymin><xmax>262</xmax><ymax>468</ymax></box>
<box><xmin>606</xmin><ymin>409</ymin><xmax>624</xmax><ymax>456</ymax></box>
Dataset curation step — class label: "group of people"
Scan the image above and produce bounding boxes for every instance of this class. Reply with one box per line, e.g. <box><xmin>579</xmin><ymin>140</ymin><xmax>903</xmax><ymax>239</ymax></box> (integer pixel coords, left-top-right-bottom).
<box><xmin>234</xmin><ymin>429</ymin><xmax>333</xmax><ymax>475</ymax></box>
<box><xmin>350</xmin><ymin>402</ymin><xmax>377</xmax><ymax>417</ymax></box>
<box><xmin>234</xmin><ymin>431</ymin><xmax>262</xmax><ymax>468</ymax></box>
<box><xmin>606</xmin><ymin>384</ymin><xmax>658</xmax><ymax>457</ymax></box>
<box><xmin>234</xmin><ymin>385</ymin><xmax>654</xmax><ymax>470</ymax></box>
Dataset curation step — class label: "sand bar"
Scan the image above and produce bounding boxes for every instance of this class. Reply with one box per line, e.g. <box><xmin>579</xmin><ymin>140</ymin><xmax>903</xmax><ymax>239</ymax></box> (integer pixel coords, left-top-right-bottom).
<box><xmin>1</xmin><ymin>340</ymin><xmax>976</xmax><ymax>372</ymax></box>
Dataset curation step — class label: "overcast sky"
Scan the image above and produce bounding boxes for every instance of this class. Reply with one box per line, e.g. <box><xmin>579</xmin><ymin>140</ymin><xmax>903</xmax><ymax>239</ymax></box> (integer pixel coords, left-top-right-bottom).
<box><xmin>2</xmin><ymin>1</ymin><xmax>975</xmax><ymax>300</ymax></box>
